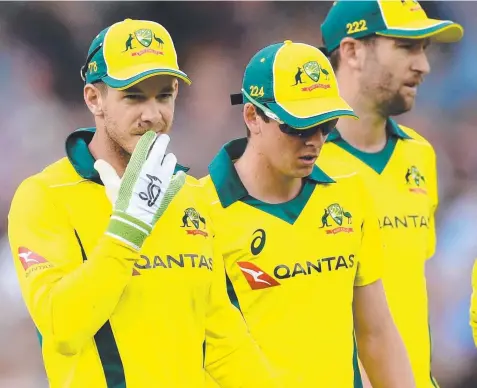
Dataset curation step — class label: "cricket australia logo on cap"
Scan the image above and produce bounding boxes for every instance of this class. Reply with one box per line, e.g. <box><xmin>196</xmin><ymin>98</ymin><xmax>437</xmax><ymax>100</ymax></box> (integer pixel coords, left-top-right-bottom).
<box><xmin>400</xmin><ymin>0</ymin><xmax>421</xmax><ymax>12</ymax></box>
<box><xmin>123</xmin><ymin>28</ymin><xmax>165</xmax><ymax>56</ymax></box>
<box><xmin>319</xmin><ymin>203</ymin><xmax>353</xmax><ymax>234</ymax></box>
<box><xmin>292</xmin><ymin>60</ymin><xmax>330</xmax><ymax>92</ymax></box>
<box><xmin>135</xmin><ymin>28</ymin><xmax>153</xmax><ymax>47</ymax></box>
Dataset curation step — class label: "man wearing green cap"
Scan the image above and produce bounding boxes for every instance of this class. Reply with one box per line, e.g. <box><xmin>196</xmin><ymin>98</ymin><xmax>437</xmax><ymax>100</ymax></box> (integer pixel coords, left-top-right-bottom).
<box><xmin>318</xmin><ymin>1</ymin><xmax>464</xmax><ymax>387</ymax></box>
<box><xmin>201</xmin><ymin>40</ymin><xmax>415</xmax><ymax>387</ymax></box>
<box><xmin>8</xmin><ymin>19</ymin><xmax>280</xmax><ymax>388</ymax></box>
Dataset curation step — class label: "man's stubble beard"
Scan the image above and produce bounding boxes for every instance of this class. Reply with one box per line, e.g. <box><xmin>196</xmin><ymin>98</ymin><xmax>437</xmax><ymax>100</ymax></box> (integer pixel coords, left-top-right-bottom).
<box><xmin>360</xmin><ymin>69</ymin><xmax>413</xmax><ymax>118</ymax></box>
<box><xmin>360</xmin><ymin>51</ymin><xmax>414</xmax><ymax>118</ymax></box>
<box><xmin>103</xmin><ymin>109</ymin><xmax>132</xmax><ymax>159</ymax></box>
<box><xmin>377</xmin><ymin>91</ymin><xmax>412</xmax><ymax>117</ymax></box>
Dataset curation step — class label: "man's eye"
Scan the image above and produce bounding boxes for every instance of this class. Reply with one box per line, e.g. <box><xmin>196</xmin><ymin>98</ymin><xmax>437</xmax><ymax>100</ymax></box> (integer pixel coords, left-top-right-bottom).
<box><xmin>125</xmin><ymin>95</ymin><xmax>141</xmax><ymax>100</ymax></box>
<box><xmin>399</xmin><ymin>43</ymin><xmax>418</xmax><ymax>50</ymax></box>
<box><xmin>158</xmin><ymin>93</ymin><xmax>173</xmax><ymax>99</ymax></box>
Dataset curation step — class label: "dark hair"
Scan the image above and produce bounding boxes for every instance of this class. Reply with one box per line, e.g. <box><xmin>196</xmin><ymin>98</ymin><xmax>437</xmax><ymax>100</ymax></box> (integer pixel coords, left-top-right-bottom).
<box><xmin>328</xmin><ymin>35</ymin><xmax>377</xmax><ymax>72</ymax></box>
<box><xmin>245</xmin><ymin>105</ymin><xmax>270</xmax><ymax>138</ymax></box>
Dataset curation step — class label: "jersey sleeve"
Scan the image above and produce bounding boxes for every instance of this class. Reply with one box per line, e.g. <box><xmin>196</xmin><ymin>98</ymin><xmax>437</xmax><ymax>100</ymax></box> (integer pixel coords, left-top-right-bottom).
<box><xmin>470</xmin><ymin>259</ymin><xmax>477</xmax><ymax>347</ymax></box>
<box><xmin>354</xmin><ymin>179</ymin><xmax>384</xmax><ymax>287</ymax></box>
<box><xmin>426</xmin><ymin>146</ymin><xmax>439</xmax><ymax>260</ymax></box>
<box><xmin>8</xmin><ymin>176</ymin><xmax>140</xmax><ymax>356</ymax></box>
<box><xmin>204</xmin><ymin>232</ymin><xmax>280</xmax><ymax>387</ymax></box>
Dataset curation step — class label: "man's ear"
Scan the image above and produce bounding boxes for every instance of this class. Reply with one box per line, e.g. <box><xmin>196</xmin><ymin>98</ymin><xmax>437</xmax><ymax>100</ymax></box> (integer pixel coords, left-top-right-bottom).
<box><xmin>244</xmin><ymin>103</ymin><xmax>264</xmax><ymax>137</ymax></box>
<box><xmin>84</xmin><ymin>83</ymin><xmax>105</xmax><ymax>117</ymax></box>
<box><xmin>172</xmin><ymin>78</ymin><xmax>179</xmax><ymax>100</ymax></box>
<box><xmin>339</xmin><ymin>37</ymin><xmax>368</xmax><ymax>71</ymax></box>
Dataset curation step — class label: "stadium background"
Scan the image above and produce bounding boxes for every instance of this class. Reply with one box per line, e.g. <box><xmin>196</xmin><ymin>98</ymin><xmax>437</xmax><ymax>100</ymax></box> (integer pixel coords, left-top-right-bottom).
<box><xmin>0</xmin><ymin>2</ymin><xmax>476</xmax><ymax>387</ymax></box>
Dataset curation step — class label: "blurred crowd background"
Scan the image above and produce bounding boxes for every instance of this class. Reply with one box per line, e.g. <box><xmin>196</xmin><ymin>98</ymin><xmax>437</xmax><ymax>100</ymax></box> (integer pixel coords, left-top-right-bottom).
<box><xmin>0</xmin><ymin>2</ymin><xmax>476</xmax><ymax>387</ymax></box>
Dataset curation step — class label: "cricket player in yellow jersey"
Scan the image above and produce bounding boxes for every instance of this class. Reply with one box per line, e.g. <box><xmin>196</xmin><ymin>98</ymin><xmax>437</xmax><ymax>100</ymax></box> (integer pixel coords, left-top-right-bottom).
<box><xmin>8</xmin><ymin>19</ymin><xmax>280</xmax><ymax>388</ymax></box>
<box><xmin>318</xmin><ymin>1</ymin><xmax>464</xmax><ymax>387</ymax></box>
<box><xmin>202</xmin><ymin>40</ymin><xmax>415</xmax><ymax>388</ymax></box>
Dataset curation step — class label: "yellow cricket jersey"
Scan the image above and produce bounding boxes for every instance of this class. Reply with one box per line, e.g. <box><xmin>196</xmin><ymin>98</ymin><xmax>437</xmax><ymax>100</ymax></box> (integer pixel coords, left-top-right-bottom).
<box><xmin>471</xmin><ymin>260</ymin><xmax>477</xmax><ymax>347</ymax></box>
<box><xmin>318</xmin><ymin>119</ymin><xmax>439</xmax><ymax>388</ymax></box>
<box><xmin>8</xmin><ymin>128</ymin><xmax>279</xmax><ymax>388</ymax></box>
<box><xmin>200</xmin><ymin>138</ymin><xmax>383</xmax><ymax>387</ymax></box>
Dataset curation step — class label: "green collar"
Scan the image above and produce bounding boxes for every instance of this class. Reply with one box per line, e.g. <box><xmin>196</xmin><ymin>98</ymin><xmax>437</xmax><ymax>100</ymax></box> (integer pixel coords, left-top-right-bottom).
<box><xmin>327</xmin><ymin>118</ymin><xmax>413</xmax><ymax>142</ymax></box>
<box><xmin>65</xmin><ymin>128</ymin><xmax>189</xmax><ymax>185</ymax></box>
<box><xmin>208</xmin><ymin>137</ymin><xmax>335</xmax><ymax>208</ymax></box>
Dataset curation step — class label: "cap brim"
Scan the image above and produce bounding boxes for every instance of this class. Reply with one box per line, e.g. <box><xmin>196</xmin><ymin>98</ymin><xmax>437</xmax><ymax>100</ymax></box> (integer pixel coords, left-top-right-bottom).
<box><xmin>376</xmin><ymin>19</ymin><xmax>463</xmax><ymax>43</ymax></box>
<box><xmin>102</xmin><ymin>67</ymin><xmax>191</xmax><ymax>90</ymax></box>
<box><xmin>268</xmin><ymin>96</ymin><xmax>357</xmax><ymax>129</ymax></box>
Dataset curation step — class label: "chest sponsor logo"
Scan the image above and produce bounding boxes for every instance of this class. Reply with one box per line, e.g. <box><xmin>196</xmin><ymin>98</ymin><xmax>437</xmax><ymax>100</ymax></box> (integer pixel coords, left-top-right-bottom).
<box><xmin>379</xmin><ymin>215</ymin><xmax>430</xmax><ymax>229</ymax></box>
<box><xmin>237</xmin><ymin>254</ymin><xmax>355</xmax><ymax>289</ymax></box>
<box><xmin>237</xmin><ymin>262</ymin><xmax>280</xmax><ymax>290</ymax></box>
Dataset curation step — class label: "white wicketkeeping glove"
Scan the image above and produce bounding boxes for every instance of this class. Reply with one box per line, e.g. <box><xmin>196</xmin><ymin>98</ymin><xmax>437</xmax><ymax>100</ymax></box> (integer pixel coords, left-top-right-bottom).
<box><xmin>94</xmin><ymin>159</ymin><xmax>121</xmax><ymax>204</ymax></box>
<box><xmin>94</xmin><ymin>131</ymin><xmax>186</xmax><ymax>250</ymax></box>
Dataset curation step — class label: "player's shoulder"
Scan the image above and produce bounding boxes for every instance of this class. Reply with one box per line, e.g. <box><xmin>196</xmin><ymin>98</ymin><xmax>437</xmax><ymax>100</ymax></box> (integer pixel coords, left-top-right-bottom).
<box><xmin>9</xmin><ymin>157</ymin><xmax>83</xmax><ymax>221</ymax></box>
<box><xmin>318</xmin><ymin>140</ymin><xmax>360</xmax><ymax>173</ymax></box>
<box><xmin>398</xmin><ymin>124</ymin><xmax>436</xmax><ymax>156</ymax></box>
<box><xmin>317</xmin><ymin>157</ymin><xmax>363</xmax><ymax>184</ymax></box>
<box><xmin>12</xmin><ymin>157</ymin><xmax>83</xmax><ymax>202</ymax></box>
<box><xmin>198</xmin><ymin>174</ymin><xmax>213</xmax><ymax>191</ymax></box>
<box><xmin>183</xmin><ymin>173</ymin><xmax>202</xmax><ymax>188</ymax></box>
<box><xmin>328</xmin><ymin>167</ymin><xmax>368</xmax><ymax>191</ymax></box>
<box><xmin>179</xmin><ymin>173</ymin><xmax>211</xmax><ymax>200</ymax></box>
<box><xmin>197</xmin><ymin>174</ymin><xmax>221</xmax><ymax>205</ymax></box>
<box><xmin>316</xmin><ymin>163</ymin><xmax>372</xmax><ymax>201</ymax></box>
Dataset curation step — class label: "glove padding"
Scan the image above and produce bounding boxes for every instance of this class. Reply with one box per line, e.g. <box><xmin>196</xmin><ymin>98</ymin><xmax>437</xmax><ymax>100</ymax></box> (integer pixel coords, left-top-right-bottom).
<box><xmin>95</xmin><ymin>131</ymin><xmax>186</xmax><ymax>250</ymax></box>
<box><xmin>94</xmin><ymin>159</ymin><xmax>121</xmax><ymax>204</ymax></box>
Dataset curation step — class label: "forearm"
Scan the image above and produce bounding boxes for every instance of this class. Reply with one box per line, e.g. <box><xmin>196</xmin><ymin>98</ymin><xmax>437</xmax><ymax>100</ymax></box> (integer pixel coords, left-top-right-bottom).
<box><xmin>31</xmin><ymin>236</ymin><xmax>138</xmax><ymax>355</ymax></box>
<box><xmin>356</xmin><ymin>324</ymin><xmax>415</xmax><ymax>388</ymax></box>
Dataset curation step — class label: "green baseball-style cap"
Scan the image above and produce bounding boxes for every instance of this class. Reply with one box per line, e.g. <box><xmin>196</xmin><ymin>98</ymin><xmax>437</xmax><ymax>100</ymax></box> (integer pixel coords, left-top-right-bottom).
<box><xmin>230</xmin><ymin>40</ymin><xmax>356</xmax><ymax>130</ymax></box>
<box><xmin>80</xmin><ymin>18</ymin><xmax>191</xmax><ymax>89</ymax></box>
<box><xmin>321</xmin><ymin>0</ymin><xmax>464</xmax><ymax>53</ymax></box>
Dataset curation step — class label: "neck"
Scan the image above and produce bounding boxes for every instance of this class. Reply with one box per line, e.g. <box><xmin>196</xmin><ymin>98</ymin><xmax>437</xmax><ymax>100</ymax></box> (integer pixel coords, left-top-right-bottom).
<box><xmin>234</xmin><ymin>141</ymin><xmax>303</xmax><ymax>204</ymax></box>
<box><xmin>89</xmin><ymin>127</ymin><xmax>130</xmax><ymax>177</ymax></box>
<box><xmin>336</xmin><ymin>74</ymin><xmax>388</xmax><ymax>152</ymax></box>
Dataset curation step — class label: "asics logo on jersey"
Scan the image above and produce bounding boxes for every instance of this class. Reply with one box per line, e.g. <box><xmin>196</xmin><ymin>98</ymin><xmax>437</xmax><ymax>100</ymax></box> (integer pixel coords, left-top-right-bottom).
<box><xmin>250</xmin><ymin>229</ymin><xmax>266</xmax><ymax>255</ymax></box>
<box><xmin>139</xmin><ymin>174</ymin><xmax>162</xmax><ymax>206</ymax></box>
<box><xmin>237</xmin><ymin>262</ymin><xmax>280</xmax><ymax>290</ymax></box>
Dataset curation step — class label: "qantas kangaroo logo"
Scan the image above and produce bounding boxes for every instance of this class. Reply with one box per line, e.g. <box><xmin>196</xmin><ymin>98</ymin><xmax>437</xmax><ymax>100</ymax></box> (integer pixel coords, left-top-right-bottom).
<box><xmin>237</xmin><ymin>261</ymin><xmax>280</xmax><ymax>290</ymax></box>
<box><xmin>18</xmin><ymin>247</ymin><xmax>48</xmax><ymax>271</ymax></box>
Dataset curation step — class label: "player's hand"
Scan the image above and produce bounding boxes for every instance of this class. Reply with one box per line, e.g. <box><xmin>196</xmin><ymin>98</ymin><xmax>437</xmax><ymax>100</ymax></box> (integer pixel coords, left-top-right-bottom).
<box><xmin>96</xmin><ymin>131</ymin><xmax>186</xmax><ymax>250</ymax></box>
